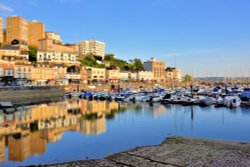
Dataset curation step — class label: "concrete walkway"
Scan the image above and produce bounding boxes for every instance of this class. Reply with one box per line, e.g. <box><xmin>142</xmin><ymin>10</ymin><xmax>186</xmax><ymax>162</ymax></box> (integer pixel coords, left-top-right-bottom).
<box><xmin>43</xmin><ymin>136</ymin><xmax>250</xmax><ymax>167</ymax></box>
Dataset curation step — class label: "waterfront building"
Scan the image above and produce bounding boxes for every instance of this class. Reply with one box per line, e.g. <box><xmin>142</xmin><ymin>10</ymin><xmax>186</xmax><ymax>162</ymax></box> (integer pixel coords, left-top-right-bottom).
<box><xmin>106</xmin><ymin>68</ymin><xmax>120</xmax><ymax>82</ymax></box>
<box><xmin>6</xmin><ymin>16</ymin><xmax>29</xmax><ymax>44</ymax></box>
<box><xmin>130</xmin><ymin>72</ymin><xmax>137</xmax><ymax>81</ymax></box>
<box><xmin>80</xmin><ymin>67</ymin><xmax>88</xmax><ymax>84</ymax></box>
<box><xmin>165</xmin><ymin>67</ymin><xmax>182</xmax><ymax>82</ymax></box>
<box><xmin>14</xmin><ymin>63</ymin><xmax>33</xmax><ymax>82</ymax></box>
<box><xmin>137</xmin><ymin>71</ymin><xmax>153</xmax><ymax>82</ymax></box>
<box><xmin>0</xmin><ymin>17</ymin><xmax>3</xmax><ymax>44</ymax></box>
<box><xmin>119</xmin><ymin>72</ymin><xmax>129</xmax><ymax>81</ymax></box>
<box><xmin>0</xmin><ymin>60</ymin><xmax>15</xmax><ymax>83</ymax></box>
<box><xmin>52</xmin><ymin>65</ymin><xmax>67</xmax><ymax>83</ymax></box>
<box><xmin>0</xmin><ymin>40</ymin><xmax>29</xmax><ymax>63</ymax></box>
<box><xmin>78</xmin><ymin>40</ymin><xmax>105</xmax><ymax>60</ymax></box>
<box><xmin>144</xmin><ymin>57</ymin><xmax>166</xmax><ymax>82</ymax></box>
<box><xmin>119</xmin><ymin>71</ymin><xmax>137</xmax><ymax>81</ymax></box>
<box><xmin>86</xmin><ymin>67</ymin><xmax>106</xmax><ymax>82</ymax></box>
<box><xmin>28</xmin><ymin>20</ymin><xmax>45</xmax><ymax>47</ymax></box>
<box><xmin>29</xmin><ymin>64</ymin><xmax>54</xmax><ymax>85</ymax></box>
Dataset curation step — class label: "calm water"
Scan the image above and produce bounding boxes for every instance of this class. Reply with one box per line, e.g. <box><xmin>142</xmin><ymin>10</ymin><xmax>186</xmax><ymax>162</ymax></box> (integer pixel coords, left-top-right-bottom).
<box><xmin>0</xmin><ymin>100</ymin><xmax>250</xmax><ymax>167</ymax></box>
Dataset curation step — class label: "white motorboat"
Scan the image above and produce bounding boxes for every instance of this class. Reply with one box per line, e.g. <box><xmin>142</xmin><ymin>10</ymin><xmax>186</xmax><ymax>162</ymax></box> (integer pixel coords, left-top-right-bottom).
<box><xmin>223</xmin><ymin>96</ymin><xmax>241</xmax><ymax>108</ymax></box>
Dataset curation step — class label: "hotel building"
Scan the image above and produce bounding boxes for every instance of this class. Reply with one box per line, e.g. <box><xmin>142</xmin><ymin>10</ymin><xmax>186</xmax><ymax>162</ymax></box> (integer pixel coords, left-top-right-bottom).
<box><xmin>37</xmin><ymin>38</ymin><xmax>79</xmax><ymax>65</ymax></box>
<box><xmin>78</xmin><ymin>40</ymin><xmax>105</xmax><ymax>60</ymax></box>
<box><xmin>144</xmin><ymin>58</ymin><xmax>166</xmax><ymax>82</ymax></box>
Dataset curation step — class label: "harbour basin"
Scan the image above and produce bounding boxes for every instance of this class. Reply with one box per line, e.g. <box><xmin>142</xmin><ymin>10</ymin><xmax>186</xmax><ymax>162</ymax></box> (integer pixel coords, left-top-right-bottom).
<box><xmin>0</xmin><ymin>99</ymin><xmax>250</xmax><ymax>167</ymax></box>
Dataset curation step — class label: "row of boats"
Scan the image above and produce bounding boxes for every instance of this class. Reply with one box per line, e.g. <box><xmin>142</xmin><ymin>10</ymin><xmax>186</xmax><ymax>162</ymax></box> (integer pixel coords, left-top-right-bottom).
<box><xmin>63</xmin><ymin>86</ymin><xmax>250</xmax><ymax>108</ymax></box>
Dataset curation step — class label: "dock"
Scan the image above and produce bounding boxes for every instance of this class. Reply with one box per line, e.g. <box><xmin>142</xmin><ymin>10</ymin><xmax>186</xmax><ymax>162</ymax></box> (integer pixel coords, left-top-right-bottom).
<box><xmin>41</xmin><ymin>136</ymin><xmax>250</xmax><ymax>167</ymax></box>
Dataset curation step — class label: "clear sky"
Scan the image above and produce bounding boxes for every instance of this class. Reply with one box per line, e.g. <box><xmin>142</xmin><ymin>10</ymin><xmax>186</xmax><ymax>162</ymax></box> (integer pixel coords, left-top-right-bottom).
<box><xmin>0</xmin><ymin>0</ymin><xmax>250</xmax><ymax>77</ymax></box>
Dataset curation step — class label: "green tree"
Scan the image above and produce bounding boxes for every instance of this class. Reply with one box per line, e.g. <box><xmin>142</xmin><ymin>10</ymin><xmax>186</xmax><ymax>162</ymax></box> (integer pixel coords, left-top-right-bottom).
<box><xmin>80</xmin><ymin>55</ymin><xmax>105</xmax><ymax>68</ymax></box>
<box><xmin>184</xmin><ymin>74</ymin><xmax>193</xmax><ymax>82</ymax></box>
<box><xmin>28</xmin><ymin>46</ymin><xmax>37</xmax><ymax>63</ymax></box>
<box><xmin>104</xmin><ymin>54</ymin><xmax>116</xmax><ymax>61</ymax></box>
<box><xmin>133</xmin><ymin>58</ymin><xmax>144</xmax><ymax>71</ymax></box>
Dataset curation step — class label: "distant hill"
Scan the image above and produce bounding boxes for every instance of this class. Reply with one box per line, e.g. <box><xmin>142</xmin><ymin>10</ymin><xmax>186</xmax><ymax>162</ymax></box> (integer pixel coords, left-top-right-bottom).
<box><xmin>195</xmin><ymin>77</ymin><xmax>250</xmax><ymax>81</ymax></box>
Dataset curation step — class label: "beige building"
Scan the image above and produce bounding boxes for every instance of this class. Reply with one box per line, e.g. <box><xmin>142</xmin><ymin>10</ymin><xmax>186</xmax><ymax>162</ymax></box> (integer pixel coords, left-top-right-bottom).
<box><xmin>144</xmin><ymin>58</ymin><xmax>166</xmax><ymax>82</ymax></box>
<box><xmin>29</xmin><ymin>65</ymin><xmax>54</xmax><ymax>85</ymax></box>
<box><xmin>6</xmin><ymin>16</ymin><xmax>29</xmax><ymax>43</ymax></box>
<box><xmin>45</xmin><ymin>32</ymin><xmax>63</xmax><ymax>44</ymax></box>
<box><xmin>87</xmin><ymin>67</ymin><xmax>106</xmax><ymax>82</ymax></box>
<box><xmin>5</xmin><ymin>16</ymin><xmax>45</xmax><ymax>46</ymax></box>
<box><xmin>38</xmin><ymin>38</ymin><xmax>77</xmax><ymax>53</ymax></box>
<box><xmin>28</xmin><ymin>20</ymin><xmax>45</xmax><ymax>47</ymax></box>
<box><xmin>0</xmin><ymin>40</ymin><xmax>29</xmax><ymax>63</ymax></box>
<box><xmin>78</xmin><ymin>40</ymin><xmax>105</xmax><ymax>60</ymax></box>
<box><xmin>165</xmin><ymin>67</ymin><xmax>182</xmax><ymax>82</ymax></box>
<box><xmin>0</xmin><ymin>17</ymin><xmax>3</xmax><ymax>44</ymax></box>
<box><xmin>137</xmin><ymin>71</ymin><xmax>153</xmax><ymax>81</ymax></box>
<box><xmin>14</xmin><ymin>63</ymin><xmax>33</xmax><ymax>81</ymax></box>
<box><xmin>106</xmin><ymin>68</ymin><xmax>120</xmax><ymax>82</ymax></box>
<box><xmin>37</xmin><ymin>38</ymin><xmax>79</xmax><ymax>65</ymax></box>
<box><xmin>119</xmin><ymin>72</ymin><xmax>137</xmax><ymax>81</ymax></box>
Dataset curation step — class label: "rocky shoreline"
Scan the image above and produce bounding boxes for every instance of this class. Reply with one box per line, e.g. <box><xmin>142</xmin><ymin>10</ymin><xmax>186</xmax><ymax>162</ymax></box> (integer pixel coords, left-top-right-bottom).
<box><xmin>26</xmin><ymin>136</ymin><xmax>250</xmax><ymax>167</ymax></box>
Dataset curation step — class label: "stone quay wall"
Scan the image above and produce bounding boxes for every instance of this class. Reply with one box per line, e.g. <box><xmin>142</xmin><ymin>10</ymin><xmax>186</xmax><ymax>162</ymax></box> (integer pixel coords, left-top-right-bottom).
<box><xmin>0</xmin><ymin>86</ymin><xmax>64</xmax><ymax>105</ymax></box>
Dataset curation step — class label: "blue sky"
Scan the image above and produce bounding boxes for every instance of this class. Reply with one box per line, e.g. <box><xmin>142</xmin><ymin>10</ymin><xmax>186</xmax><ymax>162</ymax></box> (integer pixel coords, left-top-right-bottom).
<box><xmin>0</xmin><ymin>0</ymin><xmax>250</xmax><ymax>77</ymax></box>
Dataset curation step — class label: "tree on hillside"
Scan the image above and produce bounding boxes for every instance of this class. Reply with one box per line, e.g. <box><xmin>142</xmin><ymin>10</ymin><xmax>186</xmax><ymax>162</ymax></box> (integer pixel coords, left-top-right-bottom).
<box><xmin>104</xmin><ymin>54</ymin><xmax>116</xmax><ymax>61</ymax></box>
<box><xmin>80</xmin><ymin>55</ymin><xmax>105</xmax><ymax>68</ymax></box>
<box><xmin>28</xmin><ymin>46</ymin><xmax>37</xmax><ymax>63</ymax></box>
<box><xmin>133</xmin><ymin>58</ymin><xmax>144</xmax><ymax>71</ymax></box>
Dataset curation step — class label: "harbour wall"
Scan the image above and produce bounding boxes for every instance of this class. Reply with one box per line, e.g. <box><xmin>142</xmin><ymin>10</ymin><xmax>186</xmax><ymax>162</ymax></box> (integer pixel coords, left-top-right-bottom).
<box><xmin>0</xmin><ymin>86</ymin><xmax>64</xmax><ymax>105</ymax></box>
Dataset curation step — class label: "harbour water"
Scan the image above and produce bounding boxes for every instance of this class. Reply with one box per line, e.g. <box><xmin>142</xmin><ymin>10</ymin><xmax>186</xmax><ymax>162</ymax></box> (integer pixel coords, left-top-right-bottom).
<box><xmin>0</xmin><ymin>100</ymin><xmax>250</xmax><ymax>167</ymax></box>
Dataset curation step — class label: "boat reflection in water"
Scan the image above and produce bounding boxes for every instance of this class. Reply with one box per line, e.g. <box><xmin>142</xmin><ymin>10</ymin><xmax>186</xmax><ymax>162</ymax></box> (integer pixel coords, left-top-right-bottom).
<box><xmin>0</xmin><ymin>100</ymin><xmax>127</xmax><ymax>162</ymax></box>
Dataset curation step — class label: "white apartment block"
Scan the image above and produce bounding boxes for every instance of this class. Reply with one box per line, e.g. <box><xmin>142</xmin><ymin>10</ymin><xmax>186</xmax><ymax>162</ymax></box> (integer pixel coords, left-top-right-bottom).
<box><xmin>37</xmin><ymin>51</ymin><xmax>79</xmax><ymax>65</ymax></box>
<box><xmin>78</xmin><ymin>40</ymin><xmax>105</xmax><ymax>59</ymax></box>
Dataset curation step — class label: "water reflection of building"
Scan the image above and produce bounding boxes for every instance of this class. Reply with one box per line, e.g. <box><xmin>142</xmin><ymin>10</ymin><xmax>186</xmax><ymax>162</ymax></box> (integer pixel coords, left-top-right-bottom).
<box><xmin>0</xmin><ymin>137</ymin><xmax>5</xmax><ymax>162</ymax></box>
<box><xmin>150</xmin><ymin>104</ymin><xmax>166</xmax><ymax>118</ymax></box>
<box><xmin>80</xmin><ymin>114</ymin><xmax>106</xmax><ymax>135</ymax></box>
<box><xmin>0</xmin><ymin>100</ymin><xmax>125</xmax><ymax>162</ymax></box>
<box><xmin>8</xmin><ymin>134</ymin><xmax>30</xmax><ymax>161</ymax></box>
<box><xmin>30</xmin><ymin>132</ymin><xmax>46</xmax><ymax>156</ymax></box>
